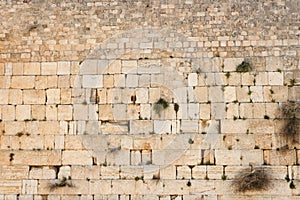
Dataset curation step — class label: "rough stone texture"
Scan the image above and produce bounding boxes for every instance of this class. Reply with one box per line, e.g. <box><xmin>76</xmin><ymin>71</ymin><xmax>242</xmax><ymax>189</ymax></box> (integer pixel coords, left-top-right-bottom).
<box><xmin>0</xmin><ymin>0</ymin><xmax>300</xmax><ymax>199</ymax></box>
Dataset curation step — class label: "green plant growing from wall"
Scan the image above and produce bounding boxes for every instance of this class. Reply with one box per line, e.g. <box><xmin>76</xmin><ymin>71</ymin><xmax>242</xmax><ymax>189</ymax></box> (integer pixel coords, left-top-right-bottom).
<box><xmin>232</xmin><ymin>168</ymin><xmax>271</xmax><ymax>192</ymax></box>
<box><xmin>153</xmin><ymin>98</ymin><xmax>169</xmax><ymax>116</ymax></box>
<box><xmin>236</xmin><ymin>61</ymin><xmax>252</xmax><ymax>72</ymax></box>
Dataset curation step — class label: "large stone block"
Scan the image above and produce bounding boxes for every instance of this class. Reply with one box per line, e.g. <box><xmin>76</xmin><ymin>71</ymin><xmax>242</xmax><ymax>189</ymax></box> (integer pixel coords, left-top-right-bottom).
<box><xmin>11</xmin><ymin>76</ymin><xmax>35</xmax><ymax>89</ymax></box>
<box><xmin>62</xmin><ymin>150</ymin><xmax>92</xmax><ymax>165</ymax></box>
<box><xmin>215</xmin><ymin>150</ymin><xmax>241</xmax><ymax>165</ymax></box>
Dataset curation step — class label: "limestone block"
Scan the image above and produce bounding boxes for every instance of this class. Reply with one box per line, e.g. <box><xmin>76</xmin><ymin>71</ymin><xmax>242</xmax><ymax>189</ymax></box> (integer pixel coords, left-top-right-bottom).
<box><xmin>57</xmin><ymin>166</ymin><xmax>71</xmax><ymax>180</ymax></box>
<box><xmin>224</xmin><ymin>58</ymin><xmax>244</xmax><ymax>72</ymax></box>
<box><xmin>0</xmin><ymin>166</ymin><xmax>29</xmax><ymax>179</ymax></box>
<box><xmin>241</xmin><ymin>73</ymin><xmax>255</xmax><ymax>86</ymax></box>
<box><xmin>137</xmin><ymin>59</ymin><xmax>161</xmax><ymax>74</ymax></box>
<box><xmin>120</xmin><ymin>166</ymin><xmax>143</xmax><ymax>179</ymax></box>
<box><xmin>215</xmin><ymin>150</ymin><xmax>241</xmax><ymax>165</ymax></box>
<box><xmin>41</xmin><ymin>62</ymin><xmax>57</xmax><ymax>75</ymax></box>
<box><xmin>227</xmin><ymin>73</ymin><xmax>241</xmax><ymax>86</ymax></box>
<box><xmin>22</xmin><ymin>180</ymin><xmax>37</xmax><ymax>195</ymax></box>
<box><xmin>199</xmin><ymin>104</ymin><xmax>211</xmax><ymax>119</ymax></box>
<box><xmin>0</xmin><ymin>89</ymin><xmax>8</xmax><ymax>104</ymax></box>
<box><xmin>13</xmin><ymin>150</ymin><xmax>61</xmax><ymax>166</ymax></box>
<box><xmin>98</xmin><ymin>104</ymin><xmax>113</xmax><ymax>121</ymax></box>
<box><xmin>192</xmin><ymin>166</ymin><xmax>206</xmax><ymax>179</ymax></box>
<box><xmin>64</xmin><ymin>135</ymin><xmax>84</xmax><ymax>150</ymax></box>
<box><xmin>11</xmin><ymin>76</ymin><xmax>35</xmax><ymax>89</ymax></box>
<box><xmin>12</xmin><ymin>63</ymin><xmax>22</xmax><ymax>75</ymax></box>
<box><xmin>160</xmin><ymin>165</ymin><xmax>176</xmax><ymax>180</ymax></box>
<box><xmin>114</xmin><ymin>74</ymin><xmax>126</xmax><ymax>87</ymax></box>
<box><xmin>209</xmin><ymin>86</ymin><xmax>223</xmax><ymax>103</ymax></box>
<box><xmin>19</xmin><ymin>135</ymin><xmax>44</xmax><ymax>150</ymax></box>
<box><xmin>58</xmin><ymin>75</ymin><xmax>70</xmax><ymax>88</ymax></box>
<box><xmin>136</xmin><ymin>88</ymin><xmax>148</xmax><ymax>104</ymax></box>
<box><xmin>180</xmin><ymin>120</ymin><xmax>198</xmax><ymax>133</ymax></box>
<box><xmin>206</xmin><ymin>166</ymin><xmax>223</xmax><ymax>180</ymax></box>
<box><xmin>248</xmin><ymin>119</ymin><xmax>274</xmax><ymax>134</ymax></box>
<box><xmin>130</xmin><ymin>150</ymin><xmax>141</xmax><ymax>165</ymax></box>
<box><xmin>173</xmin><ymin>87</ymin><xmax>188</xmax><ymax>103</ymax></box>
<box><xmin>100</xmin><ymin>166</ymin><xmax>120</xmax><ymax>179</ymax></box>
<box><xmin>57</xmin><ymin>61</ymin><xmax>70</xmax><ymax>75</ymax></box>
<box><xmin>250</xmin><ymin>86</ymin><xmax>263</xmax><ymax>102</ymax></box>
<box><xmin>0</xmin><ymin>180</ymin><xmax>22</xmax><ymax>194</ymax></box>
<box><xmin>141</xmin><ymin>150</ymin><xmax>152</xmax><ymax>165</ymax></box>
<box><xmin>2</xmin><ymin>105</ymin><xmax>15</xmax><ymax>121</ymax></box>
<box><xmin>82</xmin><ymin>75</ymin><xmax>103</xmax><ymax>88</ymax></box>
<box><xmin>111</xmin><ymin>180</ymin><xmax>136</xmax><ymax>195</ymax></box>
<box><xmin>103</xmin><ymin>74</ymin><xmax>114</xmax><ymax>88</ymax></box>
<box><xmin>140</xmin><ymin>104</ymin><xmax>151</xmax><ymax>119</ymax></box>
<box><xmin>264</xmin><ymin>86</ymin><xmax>288</xmax><ymax>102</ymax></box>
<box><xmin>154</xmin><ymin>120</ymin><xmax>171</xmax><ymax>134</ymax></box>
<box><xmin>80</xmin><ymin>60</ymin><xmax>98</xmax><ymax>75</ymax></box>
<box><xmin>125</xmin><ymin>74</ymin><xmax>138</xmax><ymax>88</ymax></box>
<box><xmin>221</xmin><ymin>120</ymin><xmax>248</xmax><ymax>134</ymax></box>
<box><xmin>134</xmin><ymin>180</ymin><xmax>164</xmax><ymax>195</ymax></box>
<box><xmin>35</xmin><ymin>76</ymin><xmax>47</xmax><ymax>89</ymax></box>
<box><xmin>5</xmin><ymin>121</ymin><xmax>24</xmax><ymax>135</ymax></box>
<box><xmin>176</xmin><ymin>165</ymin><xmax>192</xmax><ymax>179</ymax></box>
<box><xmin>46</xmin><ymin>89</ymin><xmax>60</xmax><ymax>104</ymax></box>
<box><xmin>23</xmin><ymin>90</ymin><xmax>45</xmax><ymax>105</ymax></box>
<box><xmin>268</xmin><ymin>72</ymin><xmax>283</xmax><ymax>85</ymax></box>
<box><xmin>8</xmin><ymin>89</ymin><xmax>22</xmax><ymax>105</ymax></box>
<box><xmin>236</xmin><ymin>86</ymin><xmax>250</xmax><ymax>102</ymax></box>
<box><xmin>101</xmin><ymin>122</ymin><xmax>128</xmax><ymax>134</ymax></box>
<box><xmin>31</xmin><ymin>105</ymin><xmax>45</xmax><ymax>120</ymax></box>
<box><xmin>47</xmin><ymin>76</ymin><xmax>58</xmax><ymax>88</ymax></box>
<box><xmin>224</xmin><ymin>166</ymin><xmax>251</xmax><ymax>179</ymax></box>
<box><xmin>269</xmin><ymin>150</ymin><xmax>296</xmax><ymax>166</ymax></box>
<box><xmin>46</xmin><ymin>105</ymin><xmax>57</xmax><ymax>120</ymax></box>
<box><xmin>90</xmin><ymin>180</ymin><xmax>112</xmax><ymax>195</ymax></box>
<box><xmin>130</xmin><ymin>120</ymin><xmax>153</xmax><ymax>134</ymax></box>
<box><xmin>57</xmin><ymin>105</ymin><xmax>72</xmax><ymax>121</ymax></box>
<box><xmin>23</xmin><ymin>63</ymin><xmax>40</xmax><ymax>75</ymax></box>
<box><xmin>255</xmin><ymin>72</ymin><xmax>268</xmax><ymax>85</ymax></box>
<box><xmin>263</xmin><ymin>166</ymin><xmax>287</xmax><ymax>180</ymax></box>
<box><xmin>107</xmin><ymin>60</ymin><xmax>121</xmax><ymax>74</ymax></box>
<box><xmin>265</xmin><ymin>103</ymin><xmax>278</xmax><ymax>119</ymax></box>
<box><xmin>149</xmin><ymin>88</ymin><xmax>160</xmax><ymax>104</ymax></box>
<box><xmin>252</xmin><ymin>103</ymin><xmax>265</xmax><ymax>118</ymax></box>
<box><xmin>138</xmin><ymin>74</ymin><xmax>151</xmax><ymax>87</ymax></box>
<box><xmin>107</xmin><ymin>88</ymin><xmax>122</xmax><ymax>103</ymax></box>
<box><xmin>241</xmin><ymin>150</ymin><xmax>263</xmax><ymax>166</ymax></box>
<box><xmin>188</xmin><ymin>73</ymin><xmax>198</xmax><ymax>86</ymax></box>
<box><xmin>225</xmin><ymin>103</ymin><xmax>238</xmax><ymax>119</ymax></box>
<box><xmin>239</xmin><ymin>103</ymin><xmax>253</xmax><ymax>119</ymax></box>
<box><xmin>73</xmin><ymin>104</ymin><xmax>88</xmax><ymax>121</ymax></box>
<box><xmin>211</xmin><ymin>103</ymin><xmax>225</xmax><ymax>120</ymax></box>
<box><xmin>127</xmin><ymin>104</ymin><xmax>140</xmax><ymax>120</ymax></box>
<box><xmin>121</xmin><ymin>60</ymin><xmax>137</xmax><ymax>74</ymax></box>
<box><xmin>62</xmin><ymin>150</ymin><xmax>92</xmax><ymax>165</ymax></box>
<box><xmin>224</xmin><ymin>87</ymin><xmax>236</xmax><ymax>103</ymax></box>
<box><xmin>106</xmin><ymin>150</ymin><xmax>130</xmax><ymax>166</ymax></box>
<box><xmin>266</xmin><ymin>57</ymin><xmax>283</xmax><ymax>71</ymax></box>
<box><xmin>188</xmin><ymin>104</ymin><xmax>199</xmax><ymax>119</ymax></box>
<box><xmin>29</xmin><ymin>167</ymin><xmax>56</xmax><ymax>179</ymax></box>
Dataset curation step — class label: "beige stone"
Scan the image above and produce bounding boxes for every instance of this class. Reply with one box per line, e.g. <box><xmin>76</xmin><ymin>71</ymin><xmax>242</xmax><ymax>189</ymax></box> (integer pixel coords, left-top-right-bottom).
<box><xmin>41</xmin><ymin>62</ymin><xmax>57</xmax><ymax>75</ymax></box>
<box><xmin>11</xmin><ymin>76</ymin><xmax>35</xmax><ymax>89</ymax></box>
<box><xmin>62</xmin><ymin>150</ymin><xmax>92</xmax><ymax>165</ymax></box>
<box><xmin>23</xmin><ymin>62</ymin><xmax>40</xmax><ymax>75</ymax></box>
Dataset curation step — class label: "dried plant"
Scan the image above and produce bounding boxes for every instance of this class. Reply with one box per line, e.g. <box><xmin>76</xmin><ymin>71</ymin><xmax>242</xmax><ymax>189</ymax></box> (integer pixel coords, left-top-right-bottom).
<box><xmin>49</xmin><ymin>176</ymin><xmax>74</xmax><ymax>191</ymax></box>
<box><xmin>232</xmin><ymin>168</ymin><xmax>271</xmax><ymax>192</ymax></box>
<box><xmin>279</xmin><ymin>101</ymin><xmax>300</xmax><ymax>144</ymax></box>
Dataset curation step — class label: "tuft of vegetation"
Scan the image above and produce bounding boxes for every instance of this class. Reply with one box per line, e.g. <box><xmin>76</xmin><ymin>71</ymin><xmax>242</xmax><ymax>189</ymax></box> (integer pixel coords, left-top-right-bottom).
<box><xmin>49</xmin><ymin>176</ymin><xmax>74</xmax><ymax>190</ymax></box>
<box><xmin>153</xmin><ymin>98</ymin><xmax>169</xmax><ymax>116</ymax></box>
<box><xmin>290</xmin><ymin>181</ymin><xmax>296</xmax><ymax>189</ymax></box>
<box><xmin>232</xmin><ymin>168</ymin><xmax>271</xmax><ymax>193</ymax></box>
<box><xmin>174</xmin><ymin>103</ymin><xmax>179</xmax><ymax>114</ymax></box>
<box><xmin>222</xmin><ymin>174</ymin><xmax>227</xmax><ymax>180</ymax></box>
<box><xmin>188</xmin><ymin>138</ymin><xmax>194</xmax><ymax>144</ymax></box>
<box><xmin>279</xmin><ymin>102</ymin><xmax>300</xmax><ymax>144</ymax></box>
<box><xmin>236</xmin><ymin>61</ymin><xmax>252</xmax><ymax>72</ymax></box>
<box><xmin>289</xmin><ymin>79</ymin><xmax>296</xmax><ymax>86</ymax></box>
<box><xmin>186</xmin><ymin>180</ymin><xmax>192</xmax><ymax>187</ymax></box>
<box><xmin>134</xmin><ymin>176</ymin><xmax>144</xmax><ymax>181</ymax></box>
<box><xmin>16</xmin><ymin>132</ymin><xmax>24</xmax><ymax>137</ymax></box>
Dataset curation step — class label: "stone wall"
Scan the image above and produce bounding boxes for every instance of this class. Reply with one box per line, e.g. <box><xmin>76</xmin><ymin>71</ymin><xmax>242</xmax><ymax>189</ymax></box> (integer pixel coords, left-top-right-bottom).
<box><xmin>0</xmin><ymin>0</ymin><xmax>299</xmax><ymax>199</ymax></box>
